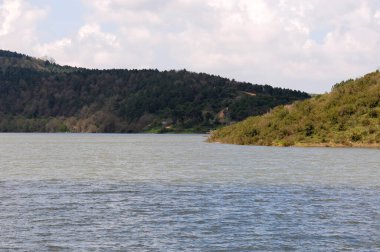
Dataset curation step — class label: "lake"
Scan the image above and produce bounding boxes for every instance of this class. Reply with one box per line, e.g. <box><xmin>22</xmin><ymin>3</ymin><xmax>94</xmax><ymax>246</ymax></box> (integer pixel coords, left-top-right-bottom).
<box><xmin>1</xmin><ymin>133</ymin><xmax>380</xmax><ymax>251</ymax></box>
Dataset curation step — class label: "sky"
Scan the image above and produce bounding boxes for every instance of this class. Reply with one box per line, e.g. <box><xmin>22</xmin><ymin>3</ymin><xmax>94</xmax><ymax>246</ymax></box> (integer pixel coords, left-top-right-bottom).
<box><xmin>0</xmin><ymin>0</ymin><xmax>380</xmax><ymax>93</ymax></box>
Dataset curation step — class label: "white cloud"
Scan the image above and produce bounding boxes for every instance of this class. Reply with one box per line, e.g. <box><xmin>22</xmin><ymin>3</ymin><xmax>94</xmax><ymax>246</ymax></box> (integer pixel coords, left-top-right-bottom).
<box><xmin>34</xmin><ymin>23</ymin><xmax>120</xmax><ymax>68</ymax></box>
<box><xmin>36</xmin><ymin>38</ymin><xmax>72</xmax><ymax>54</ymax></box>
<box><xmin>1</xmin><ymin>0</ymin><xmax>380</xmax><ymax>93</ymax></box>
<box><xmin>0</xmin><ymin>0</ymin><xmax>46</xmax><ymax>52</ymax></box>
<box><xmin>375</xmin><ymin>11</ymin><xmax>380</xmax><ymax>24</ymax></box>
<box><xmin>0</xmin><ymin>0</ymin><xmax>21</xmax><ymax>36</ymax></box>
<box><xmin>78</xmin><ymin>23</ymin><xmax>119</xmax><ymax>47</ymax></box>
<box><xmin>34</xmin><ymin>38</ymin><xmax>72</xmax><ymax>63</ymax></box>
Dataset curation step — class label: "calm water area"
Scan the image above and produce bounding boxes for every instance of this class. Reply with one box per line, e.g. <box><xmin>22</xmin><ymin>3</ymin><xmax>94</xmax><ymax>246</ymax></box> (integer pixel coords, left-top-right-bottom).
<box><xmin>1</xmin><ymin>133</ymin><xmax>380</xmax><ymax>251</ymax></box>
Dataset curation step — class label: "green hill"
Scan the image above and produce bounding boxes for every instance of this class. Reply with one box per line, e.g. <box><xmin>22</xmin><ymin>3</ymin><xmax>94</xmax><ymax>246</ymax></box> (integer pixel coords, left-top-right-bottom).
<box><xmin>0</xmin><ymin>49</ymin><xmax>309</xmax><ymax>133</ymax></box>
<box><xmin>208</xmin><ymin>71</ymin><xmax>380</xmax><ymax>147</ymax></box>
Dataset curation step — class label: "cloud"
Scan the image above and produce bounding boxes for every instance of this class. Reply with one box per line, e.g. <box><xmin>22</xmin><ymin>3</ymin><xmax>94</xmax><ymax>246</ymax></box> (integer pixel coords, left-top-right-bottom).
<box><xmin>34</xmin><ymin>38</ymin><xmax>72</xmax><ymax>63</ymax></box>
<box><xmin>77</xmin><ymin>23</ymin><xmax>119</xmax><ymax>48</ymax></box>
<box><xmin>0</xmin><ymin>0</ymin><xmax>20</xmax><ymax>36</ymax></box>
<box><xmin>34</xmin><ymin>23</ymin><xmax>120</xmax><ymax>67</ymax></box>
<box><xmin>2</xmin><ymin>0</ymin><xmax>380</xmax><ymax>93</ymax></box>
<box><xmin>76</xmin><ymin>0</ymin><xmax>380</xmax><ymax>92</ymax></box>
<box><xmin>0</xmin><ymin>0</ymin><xmax>46</xmax><ymax>52</ymax></box>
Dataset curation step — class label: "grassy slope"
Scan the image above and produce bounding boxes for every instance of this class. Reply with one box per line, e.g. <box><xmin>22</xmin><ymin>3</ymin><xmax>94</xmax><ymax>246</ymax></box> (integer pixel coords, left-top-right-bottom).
<box><xmin>209</xmin><ymin>71</ymin><xmax>380</xmax><ymax>147</ymax></box>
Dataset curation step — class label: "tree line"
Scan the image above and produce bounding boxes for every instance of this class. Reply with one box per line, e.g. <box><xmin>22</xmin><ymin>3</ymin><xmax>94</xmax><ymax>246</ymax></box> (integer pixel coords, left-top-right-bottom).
<box><xmin>0</xmin><ymin>49</ymin><xmax>310</xmax><ymax>133</ymax></box>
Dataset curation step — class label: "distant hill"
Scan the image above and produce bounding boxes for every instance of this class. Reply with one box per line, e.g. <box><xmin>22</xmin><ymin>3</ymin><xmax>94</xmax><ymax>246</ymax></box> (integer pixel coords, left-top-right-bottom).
<box><xmin>208</xmin><ymin>71</ymin><xmax>380</xmax><ymax>147</ymax></box>
<box><xmin>0</xmin><ymin>50</ymin><xmax>81</xmax><ymax>73</ymax></box>
<box><xmin>0</xmin><ymin>49</ymin><xmax>309</xmax><ymax>133</ymax></box>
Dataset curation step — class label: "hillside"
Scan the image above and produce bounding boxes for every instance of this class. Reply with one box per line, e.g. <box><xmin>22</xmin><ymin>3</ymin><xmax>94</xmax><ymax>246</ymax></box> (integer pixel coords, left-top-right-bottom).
<box><xmin>208</xmin><ymin>71</ymin><xmax>380</xmax><ymax>147</ymax></box>
<box><xmin>0</xmin><ymin>50</ymin><xmax>81</xmax><ymax>73</ymax></box>
<box><xmin>0</xmin><ymin>49</ymin><xmax>309</xmax><ymax>133</ymax></box>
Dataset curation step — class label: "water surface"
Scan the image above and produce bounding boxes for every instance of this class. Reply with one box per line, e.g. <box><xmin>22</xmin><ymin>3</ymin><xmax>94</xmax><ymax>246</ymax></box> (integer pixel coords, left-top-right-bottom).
<box><xmin>0</xmin><ymin>134</ymin><xmax>379</xmax><ymax>251</ymax></box>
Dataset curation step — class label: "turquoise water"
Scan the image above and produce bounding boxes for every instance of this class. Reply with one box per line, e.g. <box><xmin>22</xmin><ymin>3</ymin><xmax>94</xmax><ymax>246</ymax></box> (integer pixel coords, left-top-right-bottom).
<box><xmin>0</xmin><ymin>134</ymin><xmax>380</xmax><ymax>250</ymax></box>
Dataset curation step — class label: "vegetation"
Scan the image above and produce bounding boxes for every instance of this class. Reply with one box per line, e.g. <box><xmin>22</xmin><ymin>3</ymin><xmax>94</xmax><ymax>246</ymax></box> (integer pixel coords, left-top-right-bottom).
<box><xmin>209</xmin><ymin>71</ymin><xmax>380</xmax><ymax>147</ymax></box>
<box><xmin>0</xmin><ymin>49</ymin><xmax>309</xmax><ymax>133</ymax></box>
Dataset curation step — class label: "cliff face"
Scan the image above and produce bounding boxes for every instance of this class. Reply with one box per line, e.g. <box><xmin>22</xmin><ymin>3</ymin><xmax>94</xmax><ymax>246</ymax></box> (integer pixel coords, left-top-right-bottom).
<box><xmin>209</xmin><ymin>71</ymin><xmax>380</xmax><ymax>147</ymax></box>
<box><xmin>0</xmin><ymin>49</ymin><xmax>309</xmax><ymax>133</ymax></box>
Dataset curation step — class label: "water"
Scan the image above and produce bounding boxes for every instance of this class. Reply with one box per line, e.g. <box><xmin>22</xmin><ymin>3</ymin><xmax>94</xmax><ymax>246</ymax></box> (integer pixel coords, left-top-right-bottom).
<box><xmin>0</xmin><ymin>134</ymin><xmax>380</xmax><ymax>251</ymax></box>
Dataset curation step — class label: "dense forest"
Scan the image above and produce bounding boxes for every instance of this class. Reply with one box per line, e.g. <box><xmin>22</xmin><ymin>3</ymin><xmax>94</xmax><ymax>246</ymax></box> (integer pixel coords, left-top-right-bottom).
<box><xmin>209</xmin><ymin>71</ymin><xmax>380</xmax><ymax>147</ymax></box>
<box><xmin>0</xmin><ymin>49</ymin><xmax>310</xmax><ymax>133</ymax></box>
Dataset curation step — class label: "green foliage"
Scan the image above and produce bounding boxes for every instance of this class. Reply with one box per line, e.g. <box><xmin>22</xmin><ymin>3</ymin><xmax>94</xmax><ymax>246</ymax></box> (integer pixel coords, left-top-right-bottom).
<box><xmin>0</xmin><ymin>49</ymin><xmax>309</xmax><ymax>133</ymax></box>
<box><xmin>209</xmin><ymin>71</ymin><xmax>380</xmax><ymax>147</ymax></box>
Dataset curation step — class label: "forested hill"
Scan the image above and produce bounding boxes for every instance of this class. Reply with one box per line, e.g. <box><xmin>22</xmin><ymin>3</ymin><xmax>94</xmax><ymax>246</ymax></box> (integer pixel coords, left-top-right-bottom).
<box><xmin>209</xmin><ymin>71</ymin><xmax>380</xmax><ymax>147</ymax></box>
<box><xmin>0</xmin><ymin>49</ymin><xmax>310</xmax><ymax>133</ymax></box>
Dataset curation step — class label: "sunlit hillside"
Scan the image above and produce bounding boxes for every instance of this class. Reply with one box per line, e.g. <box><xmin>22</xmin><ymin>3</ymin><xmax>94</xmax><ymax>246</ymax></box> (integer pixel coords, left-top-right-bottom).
<box><xmin>209</xmin><ymin>71</ymin><xmax>380</xmax><ymax>147</ymax></box>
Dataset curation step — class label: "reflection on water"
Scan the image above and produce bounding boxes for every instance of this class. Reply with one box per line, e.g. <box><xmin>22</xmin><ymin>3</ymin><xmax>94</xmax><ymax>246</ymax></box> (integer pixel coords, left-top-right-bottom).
<box><xmin>0</xmin><ymin>134</ymin><xmax>380</xmax><ymax>250</ymax></box>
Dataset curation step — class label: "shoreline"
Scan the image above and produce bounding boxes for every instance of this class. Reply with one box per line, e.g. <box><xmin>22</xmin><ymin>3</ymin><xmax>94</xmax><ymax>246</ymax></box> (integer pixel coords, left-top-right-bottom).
<box><xmin>208</xmin><ymin>139</ymin><xmax>380</xmax><ymax>149</ymax></box>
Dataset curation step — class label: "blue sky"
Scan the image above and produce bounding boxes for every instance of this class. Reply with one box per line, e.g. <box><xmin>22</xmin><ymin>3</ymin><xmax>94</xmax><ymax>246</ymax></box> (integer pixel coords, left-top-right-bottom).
<box><xmin>31</xmin><ymin>0</ymin><xmax>85</xmax><ymax>41</ymax></box>
<box><xmin>1</xmin><ymin>0</ymin><xmax>380</xmax><ymax>93</ymax></box>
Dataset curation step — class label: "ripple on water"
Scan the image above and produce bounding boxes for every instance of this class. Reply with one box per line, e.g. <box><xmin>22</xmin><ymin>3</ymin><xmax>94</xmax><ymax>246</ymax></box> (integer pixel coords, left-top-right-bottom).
<box><xmin>1</xmin><ymin>181</ymin><xmax>380</xmax><ymax>251</ymax></box>
<box><xmin>1</xmin><ymin>134</ymin><xmax>380</xmax><ymax>250</ymax></box>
